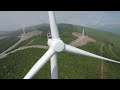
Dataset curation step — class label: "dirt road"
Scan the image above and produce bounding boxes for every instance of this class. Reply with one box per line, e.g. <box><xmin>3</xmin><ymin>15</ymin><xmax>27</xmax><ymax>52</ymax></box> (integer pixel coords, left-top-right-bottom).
<box><xmin>0</xmin><ymin>30</ymin><xmax>42</xmax><ymax>59</ymax></box>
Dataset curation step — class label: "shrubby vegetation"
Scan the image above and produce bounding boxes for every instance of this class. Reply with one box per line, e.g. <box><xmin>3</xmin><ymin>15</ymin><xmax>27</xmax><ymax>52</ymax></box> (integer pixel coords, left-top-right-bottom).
<box><xmin>0</xmin><ymin>23</ymin><xmax>120</xmax><ymax>79</ymax></box>
<box><xmin>0</xmin><ymin>36</ymin><xmax>20</xmax><ymax>53</ymax></box>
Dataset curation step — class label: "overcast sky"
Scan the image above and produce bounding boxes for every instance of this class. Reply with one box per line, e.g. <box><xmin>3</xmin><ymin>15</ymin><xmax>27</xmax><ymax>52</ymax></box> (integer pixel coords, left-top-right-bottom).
<box><xmin>0</xmin><ymin>11</ymin><xmax>120</xmax><ymax>31</ymax></box>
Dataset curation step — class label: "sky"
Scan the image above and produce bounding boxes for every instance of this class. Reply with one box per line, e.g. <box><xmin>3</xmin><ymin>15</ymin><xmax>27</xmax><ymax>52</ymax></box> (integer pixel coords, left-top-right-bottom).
<box><xmin>0</xmin><ymin>11</ymin><xmax>120</xmax><ymax>31</ymax></box>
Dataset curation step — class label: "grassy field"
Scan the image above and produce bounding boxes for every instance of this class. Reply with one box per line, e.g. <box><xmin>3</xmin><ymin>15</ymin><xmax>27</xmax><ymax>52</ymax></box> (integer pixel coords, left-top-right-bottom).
<box><xmin>0</xmin><ymin>48</ymin><xmax>102</xmax><ymax>79</ymax></box>
<box><xmin>0</xmin><ymin>44</ymin><xmax>120</xmax><ymax>79</ymax></box>
<box><xmin>0</xmin><ymin>48</ymin><xmax>47</xmax><ymax>79</ymax></box>
<box><xmin>79</xmin><ymin>42</ymin><xmax>120</xmax><ymax>79</ymax></box>
<box><xmin>0</xmin><ymin>23</ymin><xmax>120</xmax><ymax>79</ymax></box>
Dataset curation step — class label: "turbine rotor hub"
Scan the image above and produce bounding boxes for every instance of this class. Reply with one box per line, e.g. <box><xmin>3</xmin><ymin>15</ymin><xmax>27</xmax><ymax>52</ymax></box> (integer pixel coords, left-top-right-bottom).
<box><xmin>51</xmin><ymin>39</ymin><xmax>65</xmax><ymax>52</ymax></box>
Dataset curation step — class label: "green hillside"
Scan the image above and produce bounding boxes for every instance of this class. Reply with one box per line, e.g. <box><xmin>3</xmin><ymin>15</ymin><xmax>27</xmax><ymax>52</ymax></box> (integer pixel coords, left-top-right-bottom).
<box><xmin>0</xmin><ymin>31</ymin><xmax>12</xmax><ymax>37</ymax></box>
<box><xmin>0</xmin><ymin>23</ymin><xmax>120</xmax><ymax>79</ymax></box>
<box><xmin>0</xmin><ymin>36</ymin><xmax>20</xmax><ymax>53</ymax></box>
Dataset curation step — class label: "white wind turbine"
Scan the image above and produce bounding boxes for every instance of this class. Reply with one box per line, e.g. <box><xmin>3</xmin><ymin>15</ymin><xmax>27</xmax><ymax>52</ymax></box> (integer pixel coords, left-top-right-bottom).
<box><xmin>24</xmin><ymin>11</ymin><xmax>120</xmax><ymax>79</ymax></box>
<box><xmin>21</xmin><ymin>24</ymin><xmax>25</xmax><ymax>38</ymax></box>
<box><xmin>82</xmin><ymin>29</ymin><xmax>84</xmax><ymax>37</ymax></box>
<box><xmin>22</xmin><ymin>24</ymin><xmax>25</xmax><ymax>35</ymax></box>
<box><xmin>33</xmin><ymin>26</ymin><xmax>36</xmax><ymax>31</ymax></box>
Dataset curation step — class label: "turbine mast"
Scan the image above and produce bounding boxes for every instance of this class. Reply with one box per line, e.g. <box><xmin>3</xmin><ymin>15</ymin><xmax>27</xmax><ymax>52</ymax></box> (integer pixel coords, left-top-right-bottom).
<box><xmin>33</xmin><ymin>26</ymin><xmax>35</xmax><ymax>30</ymax></box>
<box><xmin>82</xmin><ymin>29</ymin><xmax>84</xmax><ymax>37</ymax></box>
<box><xmin>23</xmin><ymin>24</ymin><xmax>25</xmax><ymax>35</ymax></box>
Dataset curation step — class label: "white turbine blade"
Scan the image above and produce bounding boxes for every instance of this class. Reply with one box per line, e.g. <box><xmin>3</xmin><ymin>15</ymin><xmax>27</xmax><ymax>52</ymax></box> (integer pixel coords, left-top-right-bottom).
<box><xmin>64</xmin><ymin>45</ymin><xmax>120</xmax><ymax>64</ymax></box>
<box><xmin>23</xmin><ymin>47</ymin><xmax>56</xmax><ymax>79</ymax></box>
<box><xmin>48</xmin><ymin>11</ymin><xmax>60</xmax><ymax>39</ymax></box>
<box><xmin>50</xmin><ymin>53</ymin><xmax>58</xmax><ymax>79</ymax></box>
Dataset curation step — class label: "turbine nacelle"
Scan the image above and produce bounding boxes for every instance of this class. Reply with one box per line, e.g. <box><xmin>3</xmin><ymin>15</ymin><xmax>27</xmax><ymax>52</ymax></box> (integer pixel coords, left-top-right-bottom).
<box><xmin>51</xmin><ymin>39</ymin><xmax>65</xmax><ymax>52</ymax></box>
<box><xmin>47</xmin><ymin>32</ymin><xmax>65</xmax><ymax>52</ymax></box>
<box><xmin>48</xmin><ymin>38</ymin><xmax>65</xmax><ymax>52</ymax></box>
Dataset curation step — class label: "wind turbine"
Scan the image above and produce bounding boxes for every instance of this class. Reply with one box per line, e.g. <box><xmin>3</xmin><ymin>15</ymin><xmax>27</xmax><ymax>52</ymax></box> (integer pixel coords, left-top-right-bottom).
<box><xmin>22</xmin><ymin>24</ymin><xmax>25</xmax><ymax>35</ymax></box>
<box><xmin>34</xmin><ymin>25</ymin><xmax>38</xmax><ymax>30</ymax></box>
<box><xmin>82</xmin><ymin>29</ymin><xmax>85</xmax><ymax>37</ymax></box>
<box><xmin>23</xmin><ymin>11</ymin><xmax>120</xmax><ymax>79</ymax></box>
<box><xmin>21</xmin><ymin>24</ymin><xmax>25</xmax><ymax>38</ymax></box>
<box><xmin>33</xmin><ymin>26</ymin><xmax>35</xmax><ymax>31</ymax></box>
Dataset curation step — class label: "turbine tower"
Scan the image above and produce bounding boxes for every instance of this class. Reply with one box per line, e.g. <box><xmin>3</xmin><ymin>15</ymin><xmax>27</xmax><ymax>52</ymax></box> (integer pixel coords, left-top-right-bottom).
<box><xmin>23</xmin><ymin>11</ymin><xmax>120</xmax><ymax>79</ymax></box>
<box><xmin>82</xmin><ymin>29</ymin><xmax>85</xmax><ymax>37</ymax></box>
<box><xmin>33</xmin><ymin>26</ymin><xmax>35</xmax><ymax>30</ymax></box>
<box><xmin>22</xmin><ymin>24</ymin><xmax>25</xmax><ymax>35</ymax></box>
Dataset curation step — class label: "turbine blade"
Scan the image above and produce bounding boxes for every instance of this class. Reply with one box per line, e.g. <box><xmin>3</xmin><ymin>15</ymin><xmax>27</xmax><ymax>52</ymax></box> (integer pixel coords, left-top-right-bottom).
<box><xmin>64</xmin><ymin>44</ymin><xmax>120</xmax><ymax>64</ymax></box>
<box><xmin>23</xmin><ymin>47</ymin><xmax>56</xmax><ymax>79</ymax></box>
<box><xmin>50</xmin><ymin>53</ymin><xmax>58</xmax><ymax>79</ymax></box>
<box><xmin>48</xmin><ymin>11</ymin><xmax>60</xmax><ymax>39</ymax></box>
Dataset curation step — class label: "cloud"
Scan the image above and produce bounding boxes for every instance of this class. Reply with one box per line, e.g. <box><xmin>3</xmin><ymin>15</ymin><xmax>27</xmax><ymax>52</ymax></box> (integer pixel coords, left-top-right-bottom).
<box><xmin>0</xmin><ymin>11</ymin><xmax>120</xmax><ymax>31</ymax></box>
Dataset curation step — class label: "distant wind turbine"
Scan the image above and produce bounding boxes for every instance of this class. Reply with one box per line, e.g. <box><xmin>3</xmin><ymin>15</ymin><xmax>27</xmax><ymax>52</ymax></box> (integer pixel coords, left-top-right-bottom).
<box><xmin>82</xmin><ymin>29</ymin><xmax>85</xmax><ymax>37</ymax></box>
<box><xmin>22</xmin><ymin>24</ymin><xmax>25</xmax><ymax>35</ymax></box>
<box><xmin>21</xmin><ymin>24</ymin><xmax>26</xmax><ymax>38</ymax></box>
<box><xmin>33</xmin><ymin>26</ymin><xmax>35</xmax><ymax>30</ymax></box>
